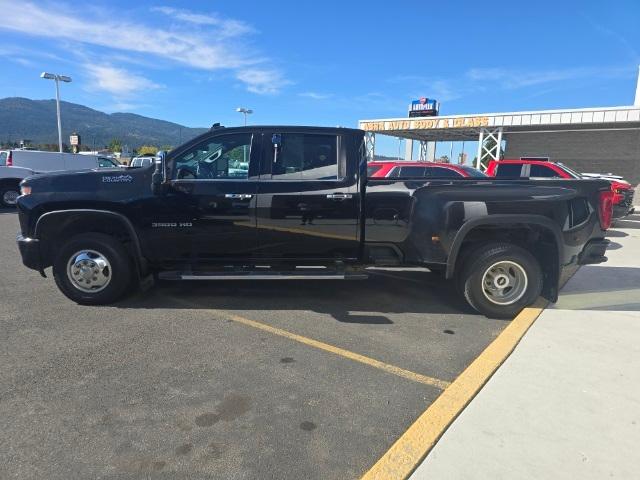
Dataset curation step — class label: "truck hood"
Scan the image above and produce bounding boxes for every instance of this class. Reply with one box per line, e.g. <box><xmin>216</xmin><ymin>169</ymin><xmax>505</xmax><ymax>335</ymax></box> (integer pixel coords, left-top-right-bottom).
<box><xmin>21</xmin><ymin>166</ymin><xmax>153</xmax><ymax>200</ymax></box>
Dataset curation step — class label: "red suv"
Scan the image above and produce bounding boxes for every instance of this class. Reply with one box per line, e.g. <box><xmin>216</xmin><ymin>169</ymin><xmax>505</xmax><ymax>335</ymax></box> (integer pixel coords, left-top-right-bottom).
<box><xmin>486</xmin><ymin>160</ymin><xmax>635</xmax><ymax>218</ymax></box>
<box><xmin>368</xmin><ymin>161</ymin><xmax>486</xmax><ymax>178</ymax></box>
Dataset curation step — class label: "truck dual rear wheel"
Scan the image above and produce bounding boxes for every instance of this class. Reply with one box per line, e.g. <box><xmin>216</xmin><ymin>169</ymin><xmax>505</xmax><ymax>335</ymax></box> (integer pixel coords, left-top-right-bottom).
<box><xmin>53</xmin><ymin>233</ymin><xmax>133</xmax><ymax>305</ymax></box>
<box><xmin>459</xmin><ymin>243</ymin><xmax>542</xmax><ymax>319</ymax></box>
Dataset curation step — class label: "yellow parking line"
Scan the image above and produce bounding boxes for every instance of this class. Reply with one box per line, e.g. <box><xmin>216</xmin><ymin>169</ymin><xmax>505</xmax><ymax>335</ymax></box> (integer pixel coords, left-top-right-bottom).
<box><xmin>223</xmin><ymin>312</ymin><xmax>451</xmax><ymax>390</ymax></box>
<box><xmin>360</xmin><ymin>299</ymin><xmax>548</xmax><ymax>480</ymax></box>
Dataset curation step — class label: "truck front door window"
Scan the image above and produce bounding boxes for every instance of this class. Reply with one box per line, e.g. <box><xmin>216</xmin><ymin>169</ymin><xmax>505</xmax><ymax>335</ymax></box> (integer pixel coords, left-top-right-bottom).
<box><xmin>174</xmin><ymin>133</ymin><xmax>252</xmax><ymax>180</ymax></box>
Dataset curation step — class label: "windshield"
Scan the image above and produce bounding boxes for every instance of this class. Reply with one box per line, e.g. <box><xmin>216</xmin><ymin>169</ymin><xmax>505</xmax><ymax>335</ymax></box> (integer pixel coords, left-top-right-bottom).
<box><xmin>367</xmin><ymin>165</ymin><xmax>383</xmax><ymax>177</ymax></box>
<box><xmin>556</xmin><ymin>163</ymin><xmax>581</xmax><ymax>178</ymax></box>
<box><xmin>97</xmin><ymin>157</ymin><xmax>118</xmax><ymax>168</ymax></box>
<box><xmin>458</xmin><ymin>165</ymin><xmax>487</xmax><ymax>178</ymax></box>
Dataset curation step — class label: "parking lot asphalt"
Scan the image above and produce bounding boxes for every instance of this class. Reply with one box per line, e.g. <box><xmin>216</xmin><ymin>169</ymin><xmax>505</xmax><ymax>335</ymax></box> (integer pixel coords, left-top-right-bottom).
<box><xmin>0</xmin><ymin>209</ymin><xmax>507</xmax><ymax>479</ymax></box>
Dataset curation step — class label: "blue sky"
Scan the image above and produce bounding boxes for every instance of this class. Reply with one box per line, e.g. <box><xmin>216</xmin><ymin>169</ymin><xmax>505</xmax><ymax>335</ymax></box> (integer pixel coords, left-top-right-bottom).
<box><xmin>0</xmin><ymin>0</ymin><xmax>639</xmax><ymax>155</ymax></box>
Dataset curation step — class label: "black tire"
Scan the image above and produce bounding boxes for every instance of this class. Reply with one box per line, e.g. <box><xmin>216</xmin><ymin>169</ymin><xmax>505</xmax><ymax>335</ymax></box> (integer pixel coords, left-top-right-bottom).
<box><xmin>1</xmin><ymin>183</ymin><xmax>20</xmax><ymax>208</ymax></box>
<box><xmin>458</xmin><ymin>242</ymin><xmax>543</xmax><ymax>319</ymax></box>
<box><xmin>53</xmin><ymin>233</ymin><xmax>133</xmax><ymax>305</ymax></box>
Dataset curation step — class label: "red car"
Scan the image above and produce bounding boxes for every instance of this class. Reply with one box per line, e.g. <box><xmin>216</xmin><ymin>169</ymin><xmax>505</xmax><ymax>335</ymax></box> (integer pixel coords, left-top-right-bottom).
<box><xmin>486</xmin><ymin>159</ymin><xmax>635</xmax><ymax>218</ymax></box>
<box><xmin>367</xmin><ymin>161</ymin><xmax>487</xmax><ymax>178</ymax></box>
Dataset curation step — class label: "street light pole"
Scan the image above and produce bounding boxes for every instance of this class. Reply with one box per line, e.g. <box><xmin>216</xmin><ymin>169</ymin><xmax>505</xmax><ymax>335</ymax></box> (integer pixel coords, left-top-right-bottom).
<box><xmin>41</xmin><ymin>72</ymin><xmax>72</xmax><ymax>153</ymax></box>
<box><xmin>235</xmin><ymin>107</ymin><xmax>253</xmax><ymax>165</ymax></box>
<box><xmin>54</xmin><ymin>78</ymin><xmax>62</xmax><ymax>152</ymax></box>
<box><xmin>236</xmin><ymin>107</ymin><xmax>253</xmax><ymax>126</ymax></box>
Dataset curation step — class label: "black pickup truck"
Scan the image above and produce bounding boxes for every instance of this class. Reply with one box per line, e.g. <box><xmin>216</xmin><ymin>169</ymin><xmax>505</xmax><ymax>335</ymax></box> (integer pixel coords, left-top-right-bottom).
<box><xmin>16</xmin><ymin>125</ymin><xmax>612</xmax><ymax>318</ymax></box>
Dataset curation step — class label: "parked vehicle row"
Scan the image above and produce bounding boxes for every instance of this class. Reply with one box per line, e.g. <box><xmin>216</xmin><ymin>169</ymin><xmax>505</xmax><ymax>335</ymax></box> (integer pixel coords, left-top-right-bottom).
<box><xmin>486</xmin><ymin>159</ymin><xmax>635</xmax><ymax>218</ymax></box>
<box><xmin>16</xmin><ymin>125</ymin><xmax>612</xmax><ymax>319</ymax></box>
<box><xmin>0</xmin><ymin>149</ymin><xmax>120</xmax><ymax>207</ymax></box>
<box><xmin>367</xmin><ymin>161</ymin><xmax>486</xmax><ymax>178</ymax></box>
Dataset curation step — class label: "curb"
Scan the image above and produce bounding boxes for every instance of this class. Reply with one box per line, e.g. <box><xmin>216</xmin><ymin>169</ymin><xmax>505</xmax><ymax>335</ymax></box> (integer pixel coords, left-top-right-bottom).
<box><xmin>360</xmin><ymin>298</ymin><xmax>549</xmax><ymax>480</ymax></box>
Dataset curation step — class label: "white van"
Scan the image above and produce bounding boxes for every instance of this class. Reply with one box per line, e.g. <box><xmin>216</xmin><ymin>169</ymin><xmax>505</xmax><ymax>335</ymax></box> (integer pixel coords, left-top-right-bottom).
<box><xmin>0</xmin><ymin>150</ymin><xmax>119</xmax><ymax>207</ymax></box>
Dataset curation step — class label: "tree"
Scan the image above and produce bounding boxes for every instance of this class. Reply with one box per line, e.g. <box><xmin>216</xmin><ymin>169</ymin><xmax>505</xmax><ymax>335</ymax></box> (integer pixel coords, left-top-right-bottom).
<box><xmin>137</xmin><ymin>145</ymin><xmax>159</xmax><ymax>156</ymax></box>
<box><xmin>108</xmin><ymin>138</ymin><xmax>123</xmax><ymax>153</ymax></box>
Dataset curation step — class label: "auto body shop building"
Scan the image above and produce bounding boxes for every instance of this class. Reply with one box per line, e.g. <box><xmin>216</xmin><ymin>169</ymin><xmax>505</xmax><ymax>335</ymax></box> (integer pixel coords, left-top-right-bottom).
<box><xmin>359</xmin><ymin>76</ymin><xmax>640</xmax><ymax>184</ymax></box>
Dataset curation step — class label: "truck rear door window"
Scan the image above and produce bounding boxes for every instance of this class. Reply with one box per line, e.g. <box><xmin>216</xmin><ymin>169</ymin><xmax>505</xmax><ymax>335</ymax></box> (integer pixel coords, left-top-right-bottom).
<box><xmin>271</xmin><ymin>133</ymin><xmax>338</xmax><ymax>180</ymax></box>
<box><xmin>0</xmin><ymin>152</ymin><xmax>6</xmax><ymax>166</ymax></box>
<box><xmin>494</xmin><ymin>164</ymin><xmax>523</xmax><ymax>177</ymax></box>
<box><xmin>529</xmin><ymin>164</ymin><xmax>561</xmax><ymax>178</ymax></box>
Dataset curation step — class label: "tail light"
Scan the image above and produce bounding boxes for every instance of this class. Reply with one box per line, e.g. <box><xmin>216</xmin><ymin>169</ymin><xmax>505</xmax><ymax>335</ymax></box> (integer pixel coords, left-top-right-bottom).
<box><xmin>610</xmin><ymin>181</ymin><xmax>628</xmax><ymax>204</ymax></box>
<box><xmin>610</xmin><ymin>181</ymin><xmax>630</xmax><ymax>192</ymax></box>
<box><xmin>6</xmin><ymin>151</ymin><xmax>12</xmax><ymax>166</ymax></box>
<box><xmin>598</xmin><ymin>190</ymin><xmax>614</xmax><ymax>230</ymax></box>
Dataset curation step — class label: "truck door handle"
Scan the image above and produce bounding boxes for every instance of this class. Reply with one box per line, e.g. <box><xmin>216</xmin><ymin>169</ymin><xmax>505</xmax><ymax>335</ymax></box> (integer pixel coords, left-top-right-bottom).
<box><xmin>326</xmin><ymin>193</ymin><xmax>352</xmax><ymax>200</ymax></box>
<box><xmin>225</xmin><ymin>193</ymin><xmax>253</xmax><ymax>199</ymax></box>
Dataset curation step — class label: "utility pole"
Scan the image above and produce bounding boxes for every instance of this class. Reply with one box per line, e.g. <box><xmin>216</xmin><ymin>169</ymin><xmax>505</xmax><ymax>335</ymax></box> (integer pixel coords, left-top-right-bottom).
<box><xmin>635</xmin><ymin>65</ymin><xmax>640</xmax><ymax>107</ymax></box>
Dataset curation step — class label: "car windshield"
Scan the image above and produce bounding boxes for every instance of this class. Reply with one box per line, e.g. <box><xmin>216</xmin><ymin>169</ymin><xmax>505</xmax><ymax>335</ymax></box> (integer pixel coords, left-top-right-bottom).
<box><xmin>367</xmin><ymin>165</ymin><xmax>383</xmax><ymax>177</ymax></box>
<box><xmin>458</xmin><ymin>165</ymin><xmax>487</xmax><ymax>177</ymax></box>
<box><xmin>97</xmin><ymin>157</ymin><xmax>118</xmax><ymax>168</ymax></box>
<box><xmin>556</xmin><ymin>163</ymin><xmax>581</xmax><ymax>179</ymax></box>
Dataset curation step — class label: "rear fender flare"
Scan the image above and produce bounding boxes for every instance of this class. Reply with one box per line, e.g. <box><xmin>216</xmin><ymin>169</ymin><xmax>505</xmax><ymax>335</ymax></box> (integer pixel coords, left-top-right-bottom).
<box><xmin>445</xmin><ymin>214</ymin><xmax>564</xmax><ymax>280</ymax></box>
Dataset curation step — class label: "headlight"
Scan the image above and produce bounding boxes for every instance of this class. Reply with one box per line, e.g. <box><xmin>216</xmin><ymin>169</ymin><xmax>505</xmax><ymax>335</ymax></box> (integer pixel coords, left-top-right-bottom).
<box><xmin>20</xmin><ymin>185</ymin><xmax>32</xmax><ymax>196</ymax></box>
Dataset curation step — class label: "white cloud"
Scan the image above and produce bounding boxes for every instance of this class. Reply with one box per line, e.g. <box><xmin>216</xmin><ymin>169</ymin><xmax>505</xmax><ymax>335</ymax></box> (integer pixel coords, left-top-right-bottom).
<box><xmin>151</xmin><ymin>6</ymin><xmax>255</xmax><ymax>37</ymax></box>
<box><xmin>466</xmin><ymin>66</ymin><xmax>634</xmax><ymax>89</ymax></box>
<box><xmin>299</xmin><ymin>92</ymin><xmax>333</xmax><ymax>100</ymax></box>
<box><xmin>0</xmin><ymin>1</ymin><xmax>288</xmax><ymax>95</ymax></box>
<box><xmin>236</xmin><ymin>68</ymin><xmax>291</xmax><ymax>95</ymax></box>
<box><xmin>85</xmin><ymin>64</ymin><xmax>161</xmax><ymax>96</ymax></box>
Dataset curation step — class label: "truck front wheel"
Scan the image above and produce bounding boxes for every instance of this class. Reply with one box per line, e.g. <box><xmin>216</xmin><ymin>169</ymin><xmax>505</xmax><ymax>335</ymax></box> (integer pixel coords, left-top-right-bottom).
<box><xmin>53</xmin><ymin>233</ymin><xmax>133</xmax><ymax>305</ymax></box>
<box><xmin>459</xmin><ymin>243</ymin><xmax>542</xmax><ymax>319</ymax></box>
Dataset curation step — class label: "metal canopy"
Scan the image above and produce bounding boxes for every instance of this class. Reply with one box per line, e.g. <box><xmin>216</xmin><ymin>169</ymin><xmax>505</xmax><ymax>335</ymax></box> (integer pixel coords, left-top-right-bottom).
<box><xmin>359</xmin><ymin>105</ymin><xmax>640</xmax><ymax>168</ymax></box>
<box><xmin>359</xmin><ymin>105</ymin><xmax>640</xmax><ymax>141</ymax></box>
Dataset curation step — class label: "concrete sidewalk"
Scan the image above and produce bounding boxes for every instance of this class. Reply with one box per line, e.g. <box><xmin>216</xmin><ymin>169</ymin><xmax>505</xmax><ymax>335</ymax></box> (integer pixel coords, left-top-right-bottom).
<box><xmin>411</xmin><ymin>212</ymin><xmax>640</xmax><ymax>480</ymax></box>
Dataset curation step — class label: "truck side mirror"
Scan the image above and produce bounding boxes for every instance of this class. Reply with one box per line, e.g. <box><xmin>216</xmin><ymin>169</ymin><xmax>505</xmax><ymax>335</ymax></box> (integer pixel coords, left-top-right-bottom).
<box><xmin>152</xmin><ymin>150</ymin><xmax>166</xmax><ymax>194</ymax></box>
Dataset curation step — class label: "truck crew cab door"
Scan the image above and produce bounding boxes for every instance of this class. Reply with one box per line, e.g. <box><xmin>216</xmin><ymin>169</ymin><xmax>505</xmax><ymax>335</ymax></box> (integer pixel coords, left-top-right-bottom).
<box><xmin>145</xmin><ymin>131</ymin><xmax>259</xmax><ymax>263</ymax></box>
<box><xmin>255</xmin><ymin>130</ymin><xmax>360</xmax><ymax>262</ymax></box>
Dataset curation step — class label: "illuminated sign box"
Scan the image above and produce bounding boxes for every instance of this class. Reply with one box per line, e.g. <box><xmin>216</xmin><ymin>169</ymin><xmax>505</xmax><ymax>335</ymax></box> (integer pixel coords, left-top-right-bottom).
<box><xmin>409</xmin><ymin>98</ymin><xmax>439</xmax><ymax>117</ymax></box>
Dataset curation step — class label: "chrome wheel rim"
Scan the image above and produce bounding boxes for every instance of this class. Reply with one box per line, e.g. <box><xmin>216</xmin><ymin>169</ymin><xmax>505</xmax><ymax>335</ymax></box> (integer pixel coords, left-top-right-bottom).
<box><xmin>481</xmin><ymin>260</ymin><xmax>528</xmax><ymax>306</ymax></box>
<box><xmin>66</xmin><ymin>250</ymin><xmax>112</xmax><ymax>293</ymax></box>
<box><xmin>3</xmin><ymin>190</ymin><xmax>18</xmax><ymax>205</ymax></box>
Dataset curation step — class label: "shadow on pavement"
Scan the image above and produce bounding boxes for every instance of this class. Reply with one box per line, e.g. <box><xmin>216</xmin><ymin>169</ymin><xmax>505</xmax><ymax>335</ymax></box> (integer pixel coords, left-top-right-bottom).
<box><xmin>606</xmin><ymin>229</ymin><xmax>628</xmax><ymax>238</ymax></box>
<box><xmin>554</xmin><ymin>266</ymin><xmax>640</xmax><ymax>311</ymax></box>
<box><xmin>613</xmin><ymin>218</ymin><xmax>640</xmax><ymax>229</ymax></box>
<box><xmin>606</xmin><ymin>241</ymin><xmax>623</xmax><ymax>250</ymax></box>
<box><xmin>116</xmin><ymin>269</ymin><xmax>478</xmax><ymax>323</ymax></box>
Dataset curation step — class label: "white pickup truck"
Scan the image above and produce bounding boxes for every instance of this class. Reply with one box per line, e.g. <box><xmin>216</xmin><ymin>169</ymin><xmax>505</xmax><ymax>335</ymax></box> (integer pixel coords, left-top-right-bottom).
<box><xmin>0</xmin><ymin>150</ymin><xmax>119</xmax><ymax>207</ymax></box>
